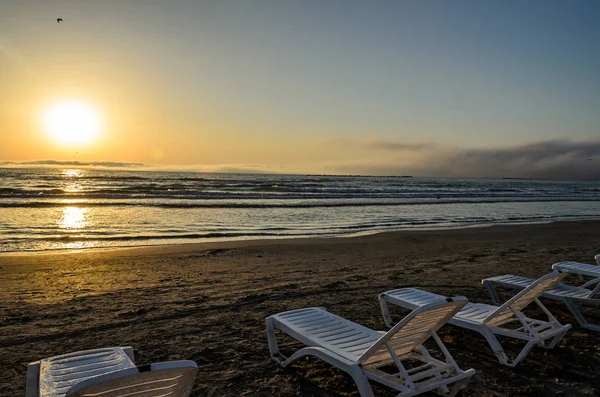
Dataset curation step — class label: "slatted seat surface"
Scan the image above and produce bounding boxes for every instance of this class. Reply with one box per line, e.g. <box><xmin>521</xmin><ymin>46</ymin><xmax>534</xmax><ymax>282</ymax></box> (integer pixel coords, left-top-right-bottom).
<box><xmin>270</xmin><ymin>308</ymin><xmax>383</xmax><ymax>363</ymax></box>
<box><xmin>484</xmin><ymin>274</ymin><xmax>593</xmax><ymax>300</ymax></box>
<box><xmin>39</xmin><ymin>348</ymin><xmax>135</xmax><ymax>397</ymax></box>
<box><xmin>66</xmin><ymin>361</ymin><xmax>198</xmax><ymax>397</ymax></box>
<box><xmin>383</xmin><ymin>288</ymin><xmax>499</xmax><ymax>325</ymax></box>
<box><xmin>553</xmin><ymin>261</ymin><xmax>600</xmax><ymax>278</ymax></box>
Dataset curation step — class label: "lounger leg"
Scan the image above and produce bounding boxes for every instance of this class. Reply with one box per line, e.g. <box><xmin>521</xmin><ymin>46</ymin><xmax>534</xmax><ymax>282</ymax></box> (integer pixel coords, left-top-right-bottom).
<box><xmin>538</xmin><ymin>324</ymin><xmax>570</xmax><ymax>350</ymax></box>
<box><xmin>349</xmin><ymin>366</ymin><xmax>376</xmax><ymax>397</ymax></box>
<box><xmin>379</xmin><ymin>295</ymin><xmax>395</xmax><ymax>328</ymax></box>
<box><xmin>544</xmin><ymin>330</ymin><xmax>568</xmax><ymax>349</ymax></box>
<box><xmin>286</xmin><ymin>347</ymin><xmax>376</xmax><ymax>397</ymax></box>
<box><xmin>266</xmin><ymin>319</ymin><xmax>376</xmax><ymax>397</ymax></box>
<box><xmin>443</xmin><ymin>377</ymin><xmax>469</xmax><ymax>397</ymax></box>
<box><xmin>483</xmin><ymin>281</ymin><xmax>502</xmax><ymax>305</ymax></box>
<box><xmin>480</xmin><ymin>328</ymin><xmax>535</xmax><ymax>367</ymax></box>
<box><xmin>563</xmin><ymin>298</ymin><xmax>600</xmax><ymax>332</ymax></box>
<box><xmin>510</xmin><ymin>340</ymin><xmax>537</xmax><ymax>367</ymax></box>
<box><xmin>479</xmin><ymin>328</ymin><xmax>510</xmax><ymax>365</ymax></box>
<box><xmin>266</xmin><ymin>318</ymin><xmax>287</xmax><ymax>366</ymax></box>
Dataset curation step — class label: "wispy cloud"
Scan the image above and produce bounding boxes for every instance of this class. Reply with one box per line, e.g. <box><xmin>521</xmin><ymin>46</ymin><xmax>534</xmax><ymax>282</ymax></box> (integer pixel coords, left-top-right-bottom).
<box><xmin>0</xmin><ymin>160</ymin><xmax>148</xmax><ymax>168</ymax></box>
<box><xmin>0</xmin><ymin>160</ymin><xmax>297</xmax><ymax>175</ymax></box>
<box><xmin>363</xmin><ymin>140</ymin><xmax>438</xmax><ymax>151</ymax></box>
<box><xmin>163</xmin><ymin>163</ymin><xmax>294</xmax><ymax>174</ymax></box>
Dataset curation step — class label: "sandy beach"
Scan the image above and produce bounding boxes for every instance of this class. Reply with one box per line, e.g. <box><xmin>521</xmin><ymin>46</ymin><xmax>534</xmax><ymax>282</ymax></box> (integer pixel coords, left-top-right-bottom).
<box><xmin>1</xmin><ymin>221</ymin><xmax>599</xmax><ymax>396</ymax></box>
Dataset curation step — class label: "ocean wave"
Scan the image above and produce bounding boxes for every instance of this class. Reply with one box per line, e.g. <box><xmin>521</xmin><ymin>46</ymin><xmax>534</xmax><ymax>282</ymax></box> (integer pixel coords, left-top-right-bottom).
<box><xmin>3</xmin><ymin>231</ymin><xmax>290</xmax><ymax>242</ymax></box>
<box><xmin>2</xmin><ymin>186</ymin><xmax>599</xmax><ymax>200</ymax></box>
<box><xmin>3</xmin><ymin>213</ymin><xmax>597</xmax><ymax>245</ymax></box>
<box><xmin>2</xmin><ymin>169</ymin><xmax>600</xmax><ymax>253</ymax></box>
<box><xmin>1</xmin><ymin>197</ymin><xmax>600</xmax><ymax>208</ymax></box>
<box><xmin>3</xmin><ymin>170</ymin><xmax>599</xmax><ymax>204</ymax></box>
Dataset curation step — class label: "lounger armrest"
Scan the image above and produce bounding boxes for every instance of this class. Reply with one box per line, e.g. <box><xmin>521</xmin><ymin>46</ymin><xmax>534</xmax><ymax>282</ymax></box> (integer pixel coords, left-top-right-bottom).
<box><xmin>26</xmin><ymin>361</ymin><xmax>41</xmax><ymax>397</ymax></box>
<box><xmin>481</xmin><ymin>275</ymin><xmax>518</xmax><ymax>284</ymax></box>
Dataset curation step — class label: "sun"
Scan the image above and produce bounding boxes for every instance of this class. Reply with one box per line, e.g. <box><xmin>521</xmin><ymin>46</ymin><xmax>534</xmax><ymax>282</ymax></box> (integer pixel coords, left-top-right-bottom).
<box><xmin>43</xmin><ymin>101</ymin><xmax>100</xmax><ymax>145</ymax></box>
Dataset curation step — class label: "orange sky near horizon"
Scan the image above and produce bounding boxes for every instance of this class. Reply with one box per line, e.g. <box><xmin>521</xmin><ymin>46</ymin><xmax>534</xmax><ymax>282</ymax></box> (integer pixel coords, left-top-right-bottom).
<box><xmin>1</xmin><ymin>40</ymin><xmax>371</xmax><ymax>172</ymax></box>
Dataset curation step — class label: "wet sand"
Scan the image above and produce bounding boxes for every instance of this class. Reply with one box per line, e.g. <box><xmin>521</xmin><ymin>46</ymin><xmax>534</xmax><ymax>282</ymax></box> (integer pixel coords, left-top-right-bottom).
<box><xmin>1</xmin><ymin>221</ymin><xmax>600</xmax><ymax>396</ymax></box>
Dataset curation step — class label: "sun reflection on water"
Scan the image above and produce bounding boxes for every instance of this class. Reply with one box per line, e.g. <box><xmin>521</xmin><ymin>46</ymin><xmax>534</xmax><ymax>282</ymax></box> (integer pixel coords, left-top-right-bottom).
<box><xmin>65</xmin><ymin>183</ymin><xmax>83</xmax><ymax>193</ymax></box>
<box><xmin>58</xmin><ymin>207</ymin><xmax>88</xmax><ymax>230</ymax></box>
<box><xmin>62</xmin><ymin>169</ymin><xmax>84</xmax><ymax>193</ymax></box>
<box><xmin>60</xmin><ymin>199</ymin><xmax>87</xmax><ymax>204</ymax></box>
<box><xmin>63</xmin><ymin>241</ymin><xmax>95</xmax><ymax>250</ymax></box>
<box><xmin>54</xmin><ymin>206</ymin><xmax>97</xmax><ymax>250</ymax></box>
<box><xmin>63</xmin><ymin>169</ymin><xmax>83</xmax><ymax>178</ymax></box>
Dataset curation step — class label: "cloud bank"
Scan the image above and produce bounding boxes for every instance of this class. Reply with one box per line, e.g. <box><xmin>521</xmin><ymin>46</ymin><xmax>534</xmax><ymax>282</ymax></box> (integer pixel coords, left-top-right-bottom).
<box><xmin>328</xmin><ymin>139</ymin><xmax>600</xmax><ymax>180</ymax></box>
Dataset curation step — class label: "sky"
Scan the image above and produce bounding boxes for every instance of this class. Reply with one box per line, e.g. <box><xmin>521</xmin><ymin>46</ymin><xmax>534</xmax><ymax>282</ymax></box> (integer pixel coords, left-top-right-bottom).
<box><xmin>1</xmin><ymin>0</ymin><xmax>599</xmax><ymax>178</ymax></box>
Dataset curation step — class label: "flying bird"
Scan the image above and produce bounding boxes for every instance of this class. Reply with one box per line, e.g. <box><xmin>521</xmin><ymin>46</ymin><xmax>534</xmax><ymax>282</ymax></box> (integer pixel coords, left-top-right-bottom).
<box><xmin>57</xmin><ymin>18</ymin><xmax>63</xmax><ymax>23</ymax></box>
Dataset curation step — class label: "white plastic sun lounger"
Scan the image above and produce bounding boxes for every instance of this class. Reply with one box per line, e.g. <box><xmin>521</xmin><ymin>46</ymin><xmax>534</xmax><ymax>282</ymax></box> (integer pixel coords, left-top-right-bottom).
<box><xmin>483</xmin><ymin>271</ymin><xmax>600</xmax><ymax>331</ymax></box>
<box><xmin>380</xmin><ymin>271</ymin><xmax>571</xmax><ymax>367</ymax></box>
<box><xmin>26</xmin><ymin>347</ymin><xmax>198</xmax><ymax>397</ymax></box>
<box><xmin>266</xmin><ymin>299</ymin><xmax>475</xmax><ymax>397</ymax></box>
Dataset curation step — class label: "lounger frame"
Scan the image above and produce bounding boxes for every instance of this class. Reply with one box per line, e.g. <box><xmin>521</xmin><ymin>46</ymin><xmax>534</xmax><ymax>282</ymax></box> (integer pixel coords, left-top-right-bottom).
<box><xmin>380</xmin><ymin>272</ymin><xmax>571</xmax><ymax>367</ymax></box>
<box><xmin>267</xmin><ymin>300</ymin><xmax>475</xmax><ymax>397</ymax></box>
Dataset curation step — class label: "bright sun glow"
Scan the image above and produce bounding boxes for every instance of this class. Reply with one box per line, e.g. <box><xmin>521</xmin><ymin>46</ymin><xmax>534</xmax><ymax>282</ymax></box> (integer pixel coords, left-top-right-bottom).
<box><xmin>43</xmin><ymin>101</ymin><xmax>100</xmax><ymax>145</ymax></box>
<box><xmin>58</xmin><ymin>207</ymin><xmax>88</xmax><ymax>230</ymax></box>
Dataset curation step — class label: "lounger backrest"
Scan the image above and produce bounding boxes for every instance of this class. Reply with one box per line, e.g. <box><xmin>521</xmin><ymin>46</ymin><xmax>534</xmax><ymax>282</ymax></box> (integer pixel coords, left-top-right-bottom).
<box><xmin>483</xmin><ymin>271</ymin><xmax>566</xmax><ymax>327</ymax></box>
<box><xmin>357</xmin><ymin>297</ymin><xmax>467</xmax><ymax>367</ymax></box>
<box><xmin>66</xmin><ymin>360</ymin><xmax>198</xmax><ymax>397</ymax></box>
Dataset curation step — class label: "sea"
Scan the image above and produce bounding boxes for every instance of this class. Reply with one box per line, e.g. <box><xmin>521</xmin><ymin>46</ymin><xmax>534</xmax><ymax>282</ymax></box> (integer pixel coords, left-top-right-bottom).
<box><xmin>1</xmin><ymin>167</ymin><xmax>599</xmax><ymax>253</ymax></box>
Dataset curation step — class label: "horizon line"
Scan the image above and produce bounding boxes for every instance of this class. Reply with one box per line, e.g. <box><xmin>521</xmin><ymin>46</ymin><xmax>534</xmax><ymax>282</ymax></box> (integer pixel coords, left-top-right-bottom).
<box><xmin>1</xmin><ymin>160</ymin><xmax>597</xmax><ymax>182</ymax></box>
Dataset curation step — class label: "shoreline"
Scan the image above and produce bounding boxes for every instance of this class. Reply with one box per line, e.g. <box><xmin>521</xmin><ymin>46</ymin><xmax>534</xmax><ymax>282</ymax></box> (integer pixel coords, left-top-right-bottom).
<box><xmin>0</xmin><ymin>217</ymin><xmax>588</xmax><ymax>257</ymax></box>
<box><xmin>1</xmin><ymin>220</ymin><xmax>599</xmax><ymax>396</ymax></box>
